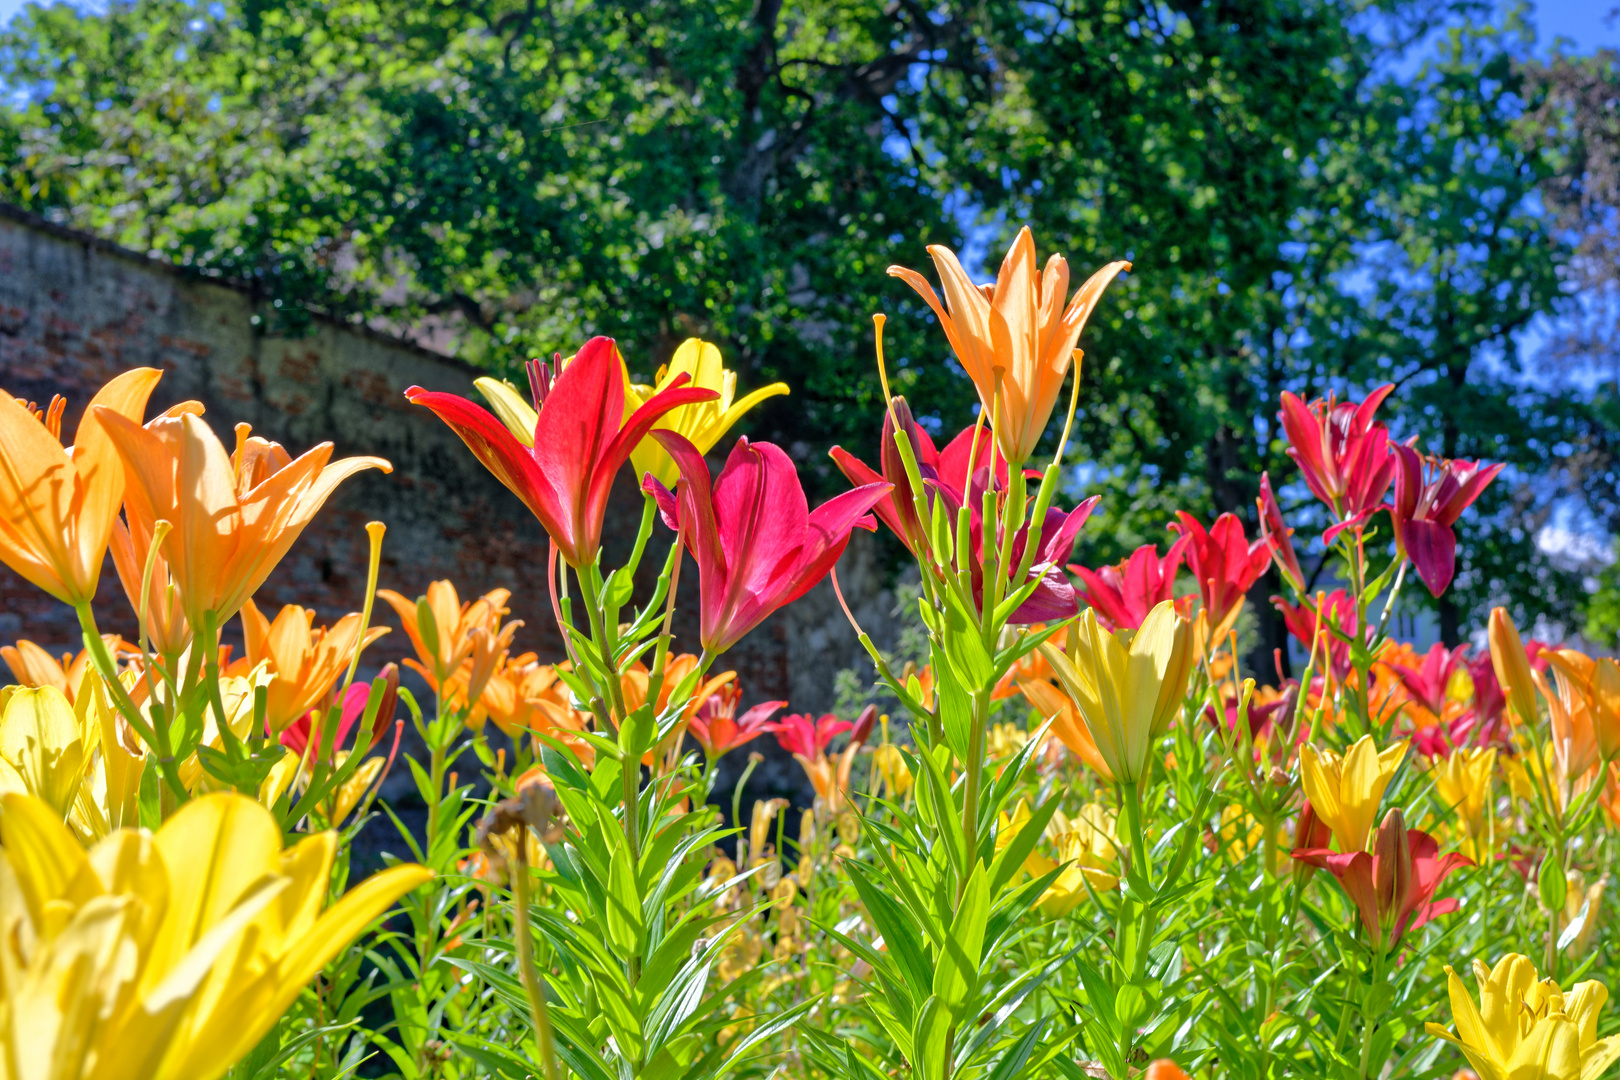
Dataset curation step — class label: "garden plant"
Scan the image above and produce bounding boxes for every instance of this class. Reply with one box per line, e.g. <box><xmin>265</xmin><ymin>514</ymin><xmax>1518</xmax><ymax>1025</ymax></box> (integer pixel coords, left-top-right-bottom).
<box><xmin>1</xmin><ymin>227</ymin><xmax>1618</xmax><ymax>1080</ymax></box>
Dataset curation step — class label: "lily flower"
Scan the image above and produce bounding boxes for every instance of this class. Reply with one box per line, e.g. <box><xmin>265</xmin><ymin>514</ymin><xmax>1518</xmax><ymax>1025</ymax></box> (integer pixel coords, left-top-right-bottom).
<box><xmin>0</xmin><ymin>637</ymin><xmax>126</xmax><ymax>704</ymax></box>
<box><xmin>689</xmin><ymin>681</ymin><xmax>787</xmax><ymax>760</ymax></box>
<box><xmin>1389</xmin><ymin>642</ymin><xmax>1471</xmax><ymax>719</ymax></box>
<box><xmin>1036</xmin><ymin>600</ymin><xmax>1197</xmax><ymax>785</ymax></box>
<box><xmin>280</xmin><ymin>662</ymin><xmax>400</xmax><ymax>760</ymax></box>
<box><xmin>98</xmin><ymin>409</ymin><xmax>389</xmax><ymax>630</ymax></box>
<box><xmin>1274</xmin><ymin>589</ymin><xmax>1358</xmax><ymax>684</ymax></box>
<box><xmin>1433</xmin><ymin>747</ymin><xmax>1498</xmax><ymax>861</ymax></box>
<box><xmin>1299</xmin><ymin>735</ymin><xmax>1408</xmax><ymax>852</ymax></box>
<box><xmin>1069</xmin><ymin>538</ymin><xmax>1190</xmax><ymax>633</ymax></box>
<box><xmin>1542</xmin><ymin>649</ymin><xmax>1620</xmax><ymax>763</ymax></box>
<box><xmin>1023</xmin><ymin>803</ymin><xmax>1121</xmax><ymax>916</ymax></box>
<box><xmin>1278</xmin><ymin>384</ymin><xmax>1396</xmax><ymax>537</ymax></box>
<box><xmin>1532</xmin><ymin>650</ymin><xmax>1608</xmax><ymax>786</ymax></box>
<box><xmin>378</xmin><ymin>581</ymin><xmax>517</xmax><ymax>691</ymax></box>
<box><xmin>0</xmin><ymin>789</ymin><xmax>430</xmax><ymax>1080</ymax></box>
<box><xmin>768</xmin><ymin>712</ymin><xmax>854</xmax><ymax>759</ymax></box>
<box><xmin>1257</xmin><ymin>471</ymin><xmax>1307</xmax><ymax>593</ymax></box>
<box><xmin>409</xmin><ymin>336</ymin><xmax>717</xmax><ymax>567</ymax></box>
<box><xmin>1426</xmin><ymin>954</ymin><xmax>1620</xmax><ymax>1080</ymax></box>
<box><xmin>1291</xmin><ymin>799</ymin><xmax>1335</xmax><ymax>885</ymax></box>
<box><xmin>236</xmin><ymin>600</ymin><xmax>387</xmax><ymax>735</ymax></box>
<box><xmin>1293</xmin><ymin>808</ymin><xmax>1470</xmax><ymax>951</ymax></box>
<box><xmin>0</xmin><ymin>368</ymin><xmax>163</xmax><ymax>605</ymax></box>
<box><xmin>1392</xmin><ymin>445</ymin><xmax>1503</xmax><ymax>597</ymax></box>
<box><xmin>888</xmin><ymin>227</ymin><xmax>1129</xmax><ymax>464</ymax></box>
<box><xmin>1015</xmin><ymin>672</ymin><xmax>1115</xmax><ymax>780</ymax></box>
<box><xmin>830</xmin><ymin>403</ymin><xmax>1009</xmax><ymax>559</ymax></box>
<box><xmin>1171</xmin><ymin>511</ymin><xmax>1272</xmax><ymax>642</ymax></box>
<box><xmin>645</xmin><ymin>433</ymin><xmax>890</xmax><ymax>655</ymax></box>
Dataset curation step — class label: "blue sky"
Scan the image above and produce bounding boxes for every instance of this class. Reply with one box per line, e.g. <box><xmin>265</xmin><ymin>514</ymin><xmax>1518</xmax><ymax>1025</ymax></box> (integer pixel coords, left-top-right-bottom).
<box><xmin>0</xmin><ymin>0</ymin><xmax>1613</xmax><ymax>49</ymax></box>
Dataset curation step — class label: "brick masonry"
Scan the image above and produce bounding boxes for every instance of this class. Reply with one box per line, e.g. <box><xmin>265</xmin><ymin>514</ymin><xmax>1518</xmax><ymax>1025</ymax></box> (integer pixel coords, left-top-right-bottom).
<box><xmin>0</xmin><ymin>203</ymin><xmax>904</xmax><ymax>820</ymax></box>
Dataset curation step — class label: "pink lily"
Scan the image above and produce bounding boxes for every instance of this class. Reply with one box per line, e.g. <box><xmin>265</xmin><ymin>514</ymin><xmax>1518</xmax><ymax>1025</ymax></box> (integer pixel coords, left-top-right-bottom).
<box><xmin>1069</xmin><ymin>537</ymin><xmax>1190</xmax><ymax>632</ymax></box>
<box><xmin>1274</xmin><ymin>589</ymin><xmax>1358</xmax><ymax>683</ymax></box>
<box><xmin>1391</xmin><ymin>444</ymin><xmax>1503</xmax><ymax>597</ymax></box>
<box><xmin>1387</xmin><ymin>642</ymin><xmax>1470</xmax><ymax>717</ymax></box>
<box><xmin>687</xmin><ymin>682</ymin><xmax>787</xmax><ymax>760</ymax></box>
<box><xmin>1256</xmin><ymin>472</ymin><xmax>1306</xmax><ymax>592</ymax></box>
<box><xmin>1171</xmin><ymin>511</ymin><xmax>1271</xmax><ymax>639</ymax></box>
<box><xmin>645</xmin><ymin>434</ymin><xmax>891</xmax><ymax>655</ymax></box>
<box><xmin>407</xmin><ymin>337</ymin><xmax>717</xmax><ymax>568</ymax></box>
<box><xmin>767</xmin><ymin>712</ymin><xmax>855</xmax><ymax>759</ymax></box>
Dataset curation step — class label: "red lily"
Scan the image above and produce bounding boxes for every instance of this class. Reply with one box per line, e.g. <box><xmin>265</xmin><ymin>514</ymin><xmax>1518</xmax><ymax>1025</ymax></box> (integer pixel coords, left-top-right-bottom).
<box><xmin>767</xmin><ymin>712</ymin><xmax>854</xmax><ymax>759</ymax></box>
<box><xmin>1278</xmin><ymin>385</ymin><xmax>1396</xmax><ymax>538</ymax></box>
<box><xmin>830</xmin><ymin>401</ymin><xmax>1010</xmax><ymax>557</ymax></box>
<box><xmin>1069</xmin><ymin>537</ymin><xmax>1189</xmax><ymax>633</ymax></box>
<box><xmin>406</xmin><ymin>337</ymin><xmax>717</xmax><ymax>568</ymax></box>
<box><xmin>281</xmin><ymin>662</ymin><xmax>400</xmax><ymax>760</ymax></box>
<box><xmin>1274</xmin><ymin>589</ymin><xmax>1357</xmax><ymax>683</ymax></box>
<box><xmin>1256</xmin><ymin>472</ymin><xmax>1306</xmax><ymax>592</ymax></box>
<box><xmin>1291</xmin><ymin>798</ymin><xmax>1335</xmax><ymax>884</ymax></box>
<box><xmin>1170</xmin><ymin>512</ymin><xmax>1271</xmax><ymax>639</ymax></box>
<box><xmin>646</xmin><ymin>433</ymin><xmax>890</xmax><ymax>655</ymax></box>
<box><xmin>687</xmin><ymin>681</ymin><xmax>787</xmax><ymax>759</ymax></box>
<box><xmin>1292</xmin><ymin>809</ymin><xmax>1471</xmax><ymax>951</ymax></box>
<box><xmin>1391</xmin><ymin>444</ymin><xmax>1503</xmax><ymax>597</ymax></box>
<box><xmin>1387</xmin><ymin>642</ymin><xmax>1469</xmax><ymax>717</ymax></box>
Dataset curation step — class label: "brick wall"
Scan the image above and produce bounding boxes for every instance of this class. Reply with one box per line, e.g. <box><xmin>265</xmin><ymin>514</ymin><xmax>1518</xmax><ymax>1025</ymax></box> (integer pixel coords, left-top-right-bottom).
<box><xmin>0</xmin><ymin>203</ymin><xmax>903</xmax><ymax>810</ymax></box>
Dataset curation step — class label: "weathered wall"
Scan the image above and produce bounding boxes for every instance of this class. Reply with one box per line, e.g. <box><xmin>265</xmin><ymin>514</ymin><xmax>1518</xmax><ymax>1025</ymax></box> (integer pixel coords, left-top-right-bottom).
<box><xmin>0</xmin><ymin>203</ymin><xmax>901</xmax><ymax>808</ymax></box>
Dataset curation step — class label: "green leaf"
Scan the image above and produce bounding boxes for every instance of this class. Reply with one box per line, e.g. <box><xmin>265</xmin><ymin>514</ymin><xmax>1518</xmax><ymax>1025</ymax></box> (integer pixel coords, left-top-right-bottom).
<box><xmin>933</xmin><ymin>862</ymin><xmax>988</xmax><ymax>1020</ymax></box>
<box><xmin>606</xmin><ymin>838</ymin><xmax>646</xmax><ymax>958</ymax></box>
<box><xmin>913</xmin><ymin>995</ymin><xmax>951</xmax><ymax>1080</ymax></box>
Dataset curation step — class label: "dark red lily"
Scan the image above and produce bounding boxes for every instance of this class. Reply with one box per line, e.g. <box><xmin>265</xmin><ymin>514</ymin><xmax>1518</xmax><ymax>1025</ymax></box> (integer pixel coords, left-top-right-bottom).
<box><xmin>407</xmin><ymin>337</ymin><xmax>717</xmax><ymax>568</ymax></box>
<box><xmin>1274</xmin><ymin>589</ymin><xmax>1357</xmax><ymax>683</ymax></box>
<box><xmin>1291</xmin><ymin>798</ymin><xmax>1335</xmax><ymax>884</ymax></box>
<box><xmin>1292</xmin><ymin>808</ymin><xmax>1471</xmax><ymax>951</ymax></box>
<box><xmin>830</xmin><ymin>401</ymin><xmax>1009</xmax><ymax>557</ymax></box>
<box><xmin>1069</xmin><ymin>537</ymin><xmax>1189</xmax><ymax>633</ymax></box>
<box><xmin>687</xmin><ymin>681</ymin><xmax>787</xmax><ymax>759</ymax></box>
<box><xmin>646</xmin><ymin>433</ymin><xmax>890</xmax><ymax>655</ymax></box>
<box><xmin>1278</xmin><ymin>385</ymin><xmax>1396</xmax><ymax>539</ymax></box>
<box><xmin>1170</xmin><ymin>512</ymin><xmax>1271</xmax><ymax>638</ymax></box>
<box><xmin>1391</xmin><ymin>444</ymin><xmax>1503</xmax><ymax>598</ymax></box>
<box><xmin>1256</xmin><ymin>472</ymin><xmax>1306</xmax><ymax>592</ymax></box>
<box><xmin>281</xmin><ymin>662</ymin><xmax>400</xmax><ymax>760</ymax></box>
<box><xmin>767</xmin><ymin>712</ymin><xmax>854</xmax><ymax>759</ymax></box>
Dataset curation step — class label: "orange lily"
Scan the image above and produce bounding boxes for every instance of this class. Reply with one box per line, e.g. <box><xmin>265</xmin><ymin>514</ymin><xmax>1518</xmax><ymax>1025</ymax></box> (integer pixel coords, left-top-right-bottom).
<box><xmin>0</xmin><ymin>368</ymin><xmax>163</xmax><ymax>606</ymax></box>
<box><xmin>1542</xmin><ymin>649</ymin><xmax>1620</xmax><ymax>762</ymax></box>
<box><xmin>97</xmin><ymin>410</ymin><xmax>390</xmax><ymax>630</ymax></box>
<box><xmin>235</xmin><ymin>600</ymin><xmax>388</xmax><ymax>734</ymax></box>
<box><xmin>378</xmin><ymin>581</ymin><xmax>516</xmax><ymax>692</ymax></box>
<box><xmin>1015</xmin><ymin>674</ymin><xmax>1114</xmax><ymax>781</ymax></box>
<box><xmin>888</xmin><ymin>228</ymin><xmax>1128</xmax><ymax>464</ymax></box>
<box><xmin>0</xmin><ymin>636</ymin><xmax>127</xmax><ymax>703</ymax></box>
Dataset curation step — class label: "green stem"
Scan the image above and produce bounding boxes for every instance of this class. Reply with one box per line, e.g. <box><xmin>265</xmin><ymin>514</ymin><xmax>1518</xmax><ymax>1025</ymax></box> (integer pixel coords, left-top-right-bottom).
<box><xmin>512</xmin><ymin>850</ymin><xmax>561</xmax><ymax>1080</ymax></box>
<box><xmin>76</xmin><ymin>601</ymin><xmax>188</xmax><ymax>804</ymax></box>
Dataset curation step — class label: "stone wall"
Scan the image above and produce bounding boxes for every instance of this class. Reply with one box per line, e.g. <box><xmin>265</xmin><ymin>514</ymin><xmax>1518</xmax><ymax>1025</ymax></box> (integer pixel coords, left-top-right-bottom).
<box><xmin>0</xmin><ymin>202</ymin><xmax>902</xmax><ymax>810</ymax></box>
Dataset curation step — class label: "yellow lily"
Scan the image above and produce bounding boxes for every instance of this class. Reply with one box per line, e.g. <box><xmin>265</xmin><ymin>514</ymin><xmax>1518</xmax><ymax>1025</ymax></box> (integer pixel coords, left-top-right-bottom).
<box><xmin>1037</xmin><ymin>600</ymin><xmax>1197</xmax><ymax>785</ymax></box>
<box><xmin>1025</xmin><ymin>804</ymin><xmax>1121</xmax><ymax>917</ymax></box>
<box><xmin>1426</xmin><ymin>954</ymin><xmax>1620</xmax><ymax>1080</ymax></box>
<box><xmin>237</xmin><ymin>599</ymin><xmax>387</xmax><ymax>734</ymax></box>
<box><xmin>0</xmin><ymin>789</ymin><xmax>431</xmax><ymax>1080</ymax></box>
<box><xmin>474</xmin><ymin>338</ymin><xmax>788</xmax><ymax>488</ymax></box>
<box><xmin>1432</xmin><ymin>747</ymin><xmax>1497</xmax><ymax>861</ymax></box>
<box><xmin>1299</xmin><ymin>735</ymin><xmax>1408</xmax><ymax>852</ymax></box>
<box><xmin>888</xmin><ymin>227</ymin><xmax>1128</xmax><ymax>464</ymax></box>
<box><xmin>0</xmin><ymin>677</ymin><xmax>146</xmax><ymax>842</ymax></box>
<box><xmin>0</xmin><ymin>369</ymin><xmax>163</xmax><ymax>606</ymax></box>
<box><xmin>97</xmin><ymin>409</ymin><xmax>390</xmax><ymax>631</ymax></box>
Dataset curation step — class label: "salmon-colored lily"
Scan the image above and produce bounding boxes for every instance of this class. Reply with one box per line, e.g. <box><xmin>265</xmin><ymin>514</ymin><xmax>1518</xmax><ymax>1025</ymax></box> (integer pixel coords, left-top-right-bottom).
<box><xmin>97</xmin><ymin>410</ymin><xmax>389</xmax><ymax>631</ymax></box>
<box><xmin>0</xmin><ymin>369</ymin><xmax>163</xmax><ymax>606</ymax></box>
<box><xmin>645</xmin><ymin>434</ymin><xmax>890</xmax><ymax>655</ymax></box>
<box><xmin>888</xmin><ymin>228</ymin><xmax>1128</xmax><ymax>464</ymax></box>
<box><xmin>1391</xmin><ymin>445</ymin><xmax>1503</xmax><ymax>597</ymax></box>
<box><xmin>0</xmin><ymin>636</ymin><xmax>126</xmax><ymax>704</ymax></box>
<box><xmin>236</xmin><ymin>600</ymin><xmax>388</xmax><ymax>735</ymax></box>
<box><xmin>1278</xmin><ymin>384</ymin><xmax>1396</xmax><ymax>539</ymax></box>
<box><xmin>409</xmin><ymin>336</ymin><xmax>716</xmax><ymax>567</ymax></box>
<box><xmin>686</xmin><ymin>681</ymin><xmax>787</xmax><ymax>760</ymax></box>
<box><xmin>1069</xmin><ymin>538</ymin><xmax>1189</xmax><ymax>633</ymax></box>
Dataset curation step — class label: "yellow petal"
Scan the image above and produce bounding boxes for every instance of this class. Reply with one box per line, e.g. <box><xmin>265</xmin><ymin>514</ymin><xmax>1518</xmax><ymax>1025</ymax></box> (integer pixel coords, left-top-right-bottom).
<box><xmin>474</xmin><ymin>377</ymin><xmax>539</xmax><ymax>448</ymax></box>
<box><xmin>0</xmin><ymin>686</ymin><xmax>86</xmax><ymax>818</ymax></box>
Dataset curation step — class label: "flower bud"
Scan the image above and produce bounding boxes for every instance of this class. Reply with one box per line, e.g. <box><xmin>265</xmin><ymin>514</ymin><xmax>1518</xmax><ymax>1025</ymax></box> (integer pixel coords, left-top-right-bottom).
<box><xmin>1489</xmin><ymin>608</ymin><xmax>1538</xmax><ymax>726</ymax></box>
